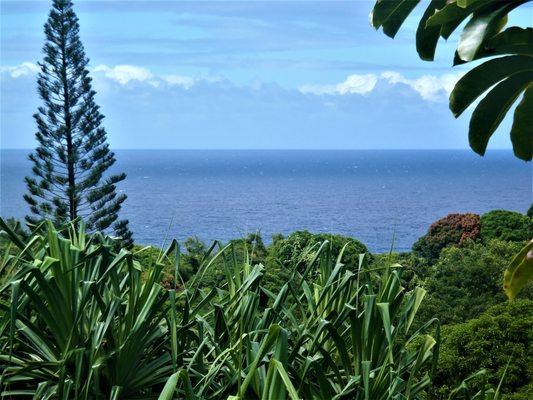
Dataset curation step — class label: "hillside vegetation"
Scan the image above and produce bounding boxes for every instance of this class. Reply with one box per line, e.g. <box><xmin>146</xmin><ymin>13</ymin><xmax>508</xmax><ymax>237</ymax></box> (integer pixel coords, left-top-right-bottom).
<box><xmin>0</xmin><ymin>209</ymin><xmax>531</xmax><ymax>399</ymax></box>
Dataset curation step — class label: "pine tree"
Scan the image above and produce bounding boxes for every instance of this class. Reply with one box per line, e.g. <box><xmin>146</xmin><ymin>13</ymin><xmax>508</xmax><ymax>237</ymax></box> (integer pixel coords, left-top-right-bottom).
<box><xmin>24</xmin><ymin>0</ymin><xmax>133</xmax><ymax>247</ymax></box>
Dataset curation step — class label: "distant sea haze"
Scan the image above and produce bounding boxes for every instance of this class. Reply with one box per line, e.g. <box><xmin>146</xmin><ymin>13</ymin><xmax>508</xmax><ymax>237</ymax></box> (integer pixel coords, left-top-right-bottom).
<box><xmin>1</xmin><ymin>149</ymin><xmax>531</xmax><ymax>253</ymax></box>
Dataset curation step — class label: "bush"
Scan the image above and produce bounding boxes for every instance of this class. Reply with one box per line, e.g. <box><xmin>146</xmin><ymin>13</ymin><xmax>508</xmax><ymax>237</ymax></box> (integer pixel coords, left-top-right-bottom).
<box><xmin>412</xmin><ymin>213</ymin><xmax>480</xmax><ymax>262</ymax></box>
<box><xmin>371</xmin><ymin>252</ymin><xmax>430</xmax><ymax>292</ymax></box>
<box><xmin>198</xmin><ymin>233</ymin><xmax>269</xmax><ymax>287</ymax></box>
<box><xmin>480</xmin><ymin>210</ymin><xmax>532</xmax><ymax>243</ymax></box>
<box><xmin>432</xmin><ymin>300</ymin><xmax>533</xmax><ymax>399</ymax></box>
<box><xmin>418</xmin><ymin>240</ymin><xmax>532</xmax><ymax>326</ymax></box>
<box><xmin>133</xmin><ymin>243</ymin><xmax>196</xmax><ymax>282</ymax></box>
<box><xmin>267</xmin><ymin>230</ymin><xmax>369</xmax><ymax>273</ymax></box>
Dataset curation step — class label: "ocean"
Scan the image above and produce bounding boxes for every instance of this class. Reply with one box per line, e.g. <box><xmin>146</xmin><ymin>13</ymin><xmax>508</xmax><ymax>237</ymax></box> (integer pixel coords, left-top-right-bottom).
<box><xmin>1</xmin><ymin>149</ymin><xmax>531</xmax><ymax>253</ymax></box>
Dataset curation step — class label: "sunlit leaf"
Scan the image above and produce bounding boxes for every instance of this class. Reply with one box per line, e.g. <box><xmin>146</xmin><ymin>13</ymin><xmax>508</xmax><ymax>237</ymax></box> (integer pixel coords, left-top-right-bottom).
<box><xmin>504</xmin><ymin>240</ymin><xmax>533</xmax><ymax>300</ymax></box>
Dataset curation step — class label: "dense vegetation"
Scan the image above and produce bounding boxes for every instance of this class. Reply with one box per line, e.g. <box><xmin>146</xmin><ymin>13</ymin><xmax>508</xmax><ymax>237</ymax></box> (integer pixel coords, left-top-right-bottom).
<box><xmin>417</xmin><ymin>239</ymin><xmax>529</xmax><ymax>326</ymax></box>
<box><xmin>1</xmin><ymin>209</ymin><xmax>531</xmax><ymax>399</ymax></box>
<box><xmin>434</xmin><ymin>300</ymin><xmax>532</xmax><ymax>399</ymax></box>
<box><xmin>480</xmin><ymin>210</ymin><xmax>532</xmax><ymax>243</ymax></box>
<box><xmin>412</xmin><ymin>213</ymin><xmax>480</xmax><ymax>262</ymax></box>
<box><xmin>1</xmin><ymin>220</ymin><xmax>438</xmax><ymax>399</ymax></box>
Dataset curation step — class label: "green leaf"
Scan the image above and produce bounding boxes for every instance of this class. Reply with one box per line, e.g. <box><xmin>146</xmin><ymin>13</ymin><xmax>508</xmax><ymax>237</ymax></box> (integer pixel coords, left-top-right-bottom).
<box><xmin>480</xmin><ymin>27</ymin><xmax>533</xmax><ymax>58</ymax></box>
<box><xmin>158</xmin><ymin>370</ymin><xmax>193</xmax><ymax>400</ymax></box>
<box><xmin>450</xmin><ymin>55</ymin><xmax>533</xmax><ymax>116</ymax></box>
<box><xmin>427</xmin><ymin>0</ymin><xmax>487</xmax><ymax>28</ymax></box>
<box><xmin>504</xmin><ymin>240</ymin><xmax>533</xmax><ymax>300</ymax></box>
<box><xmin>382</xmin><ymin>0</ymin><xmax>421</xmax><ymax>38</ymax></box>
<box><xmin>456</xmin><ymin>6</ymin><xmax>510</xmax><ymax>62</ymax></box>
<box><xmin>468</xmin><ymin>70</ymin><xmax>533</xmax><ymax>156</ymax></box>
<box><xmin>510</xmin><ymin>84</ymin><xmax>533</xmax><ymax>160</ymax></box>
<box><xmin>416</xmin><ymin>0</ymin><xmax>447</xmax><ymax>61</ymax></box>
<box><xmin>371</xmin><ymin>0</ymin><xmax>409</xmax><ymax>30</ymax></box>
<box><xmin>270</xmin><ymin>359</ymin><xmax>300</xmax><ymax>400</ymax></box>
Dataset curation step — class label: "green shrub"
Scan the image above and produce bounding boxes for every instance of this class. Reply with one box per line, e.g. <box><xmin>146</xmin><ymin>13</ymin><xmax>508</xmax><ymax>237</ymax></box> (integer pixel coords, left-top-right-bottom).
<box><xmin>371</xmin><ymin>252</ymin><xmax>430</xmax><ymax>292</ymax></box>
<box><xmin>412</xmin><ymin>213</ymin><xmax>480</xmax><ymax>263</ymax></box>
<box><xmin>133</xmin><ymin>243</ymin><xmax>196</xmax><ymax>282</ymax></box>
<box><xmin>267</xmin><ymin>230</ymin><xmax>369</xmax><ymax>272</ymax></box>
<box><xmin>480</xmin><ymin>210</ymin><xmax>532</xmax><ymax>243</ymax></box>
<box><xmin>198</xmin><ymin>233</ymin><xmax>269</xmax><ymax>286</ymax></box>
<box><xmin>432</xmin><ymin>300</ymin><xmax>533</xmax><ymax>399</ymax></box>
<box><xmin>418</xmin><ymin>240</ymin><xmax>532</xmax><ymax>326</ymax></box>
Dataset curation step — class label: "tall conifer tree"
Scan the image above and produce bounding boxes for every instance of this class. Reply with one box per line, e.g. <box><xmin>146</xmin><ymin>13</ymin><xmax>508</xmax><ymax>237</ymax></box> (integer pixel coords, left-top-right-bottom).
<box><xmin>24</xmin><ymin>0</ymin><xmax>133</xmax><ymax>247</ymax></box>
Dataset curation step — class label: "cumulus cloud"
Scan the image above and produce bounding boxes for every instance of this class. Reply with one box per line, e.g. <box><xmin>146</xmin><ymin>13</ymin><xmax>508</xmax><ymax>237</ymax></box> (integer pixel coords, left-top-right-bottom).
<box><xmin>300</xmin><ymin>71</ymin><xmax>463</xmax><ymax>101</ymax></box>
<box><xmin>163</xmin><ymin>74</ymin><xmax>195</xmax><ymax>89</ymax></box>
<box><xmin>92</xmin><ymin>64</ymin><xmax>156</xmax><ymax>85</ymax></box>
<box><xmin>0</xmin><ymin>62</ymin><xmax>39</xmax><ymax>78</ymax></box>
<box><xmin>1</xmin><ymin>61</ymin><xmax>462</xmax><ymax>101</ymax></box>
<box><xmin>0</xmin><ymin>62</ymin><xmax>198</xmax><ymax>89</ymax></box>
<box><xmin>380</xmin><ymin>71</ymin><xmax>462</xmax><ymax>101</ymax></box>
<box><xmin>300</xmin><ymin>74</ymin><xmax>378</xmax><ymax>95</ymax></box>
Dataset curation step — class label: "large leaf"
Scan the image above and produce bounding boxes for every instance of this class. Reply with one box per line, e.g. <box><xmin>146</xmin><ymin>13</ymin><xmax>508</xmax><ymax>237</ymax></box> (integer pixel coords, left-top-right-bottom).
<box><xmin>371</xmin><ymin>0</ymin><xmax>421</xmax><ymax>35</ymax></box>
<box><xmin>478</xmin><ymin>27</ymin><xmax>533</xmax><ymax>59</ymax></box>
<box><xmin>456</xmin><ymin>5</ymin><xmax>510</xmax><ymax>63</ymax></box>
<box><xmin>416</xmin><ymin>0</ymin><xmax>447</xmax><ymax>60</ymax></box>
<box><xmin>468</xmin><ymin>70</ymin><xmax>533</xmax><ymax>156</ymax></box>
<box><xmin>510</xmin><ymin>85</ymin><xmax>533</xmax><ymax>160</ymax></box>
<box><xmin>371</xmin><ymin>0</ymin><xmax>533</xmax><ymax>160</ymax></box>
<box><xmin>503</xmin><ymin>240</ymin><xmax>533</xmax><ymax>300</ymax></box>
<box><xmin>450</xmin><ymin>55</ymin><xmax>533</xmax><ymax>116</ymax></box>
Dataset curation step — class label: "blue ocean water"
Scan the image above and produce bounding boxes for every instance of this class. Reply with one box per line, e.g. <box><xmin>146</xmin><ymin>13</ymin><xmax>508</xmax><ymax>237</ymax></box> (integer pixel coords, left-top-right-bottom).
<box><xmin>1</xmin><ymin>149</ymin><xmax>531</xmax><ymax>252</ymax></box>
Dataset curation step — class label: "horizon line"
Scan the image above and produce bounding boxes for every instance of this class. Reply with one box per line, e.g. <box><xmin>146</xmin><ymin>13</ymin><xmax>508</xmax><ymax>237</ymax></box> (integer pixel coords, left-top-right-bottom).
<box><xmin>0</xmin><ymin>148</ymin><xmax>515</xmax><ymax>152</ymax></box>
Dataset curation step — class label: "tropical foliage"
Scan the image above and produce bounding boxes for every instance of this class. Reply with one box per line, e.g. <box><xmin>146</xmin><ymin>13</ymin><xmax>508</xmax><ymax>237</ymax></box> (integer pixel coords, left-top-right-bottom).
<box><xmin>0</xmin><ymin>219</ymin><xmax>440</xmax><ymax>399</ymax></box>
<box><xmin>370</xmin><ymin>0</ymin><xmax>533</xmax><ymax>161</ymax></box>
<box><xmin>267</xmin><ymin>230</ymin><xmax>369</xmax><ymax>272</ymax></box>
<box><xmin>416</xmin><ymin>239</ymin><xmax>531</xmax><ymax>325</ymax></box>
<box><xmin>433</xmin><ymin>300</ymin><xmax>533</xmax><ymax>399</ymax></box>
<box><xmin>412</xmin><ymin>213</ymin><xmax>480</xmax><ymax>262</ymax></box>
<box><xmin>480</xmin><ymin>210</ymin><xmax>532</xmax><ymax>243</ymax></box>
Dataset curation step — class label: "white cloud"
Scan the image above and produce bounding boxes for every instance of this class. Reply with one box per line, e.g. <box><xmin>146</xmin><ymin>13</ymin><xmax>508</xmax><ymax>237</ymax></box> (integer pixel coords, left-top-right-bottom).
<box><xmin>92</xmin><ymin>65</ymin><xmax>198</xmax><ymax>89</ymax></box>
<box><xmin>0</xmin><ymin>62</ymin><xmax>39</xmax><ymax>78</ymax></box>
<box><xmin>1</xmin><ymin>61</ymin><xmax>202</xmax><ymax>91</ymax></box>
<box><xmin>300</xmin><ymin>71</ymin><xmax>463</xmax><ymax>101</ymax></box>
<box><xmin>381</xmin><ymin>71</ymin><xmax>462</xmax><ymax>101</ymax></box>
<box><xmin>337</xmin><ymin>74</ymin><xmax>378</xmax><ymax>95</ymax></box>
<box><xmin>300</xmin><ymin>73</ymin><xmax>378</xmax><ymax>95</ymax></box>
<box><xmin>2</xmin><ymin>61</ymin><xmax>462</xmax><ymax>102</ymax></box>
<box><xmin>92</xmin><ymin>64</ymin><xmax>155</xmax><ymax>85</ymax></box>
<box><xmin>163</xmin><ymin>74</ymin><xmax>195</xmax><ymax>89</ymax></box>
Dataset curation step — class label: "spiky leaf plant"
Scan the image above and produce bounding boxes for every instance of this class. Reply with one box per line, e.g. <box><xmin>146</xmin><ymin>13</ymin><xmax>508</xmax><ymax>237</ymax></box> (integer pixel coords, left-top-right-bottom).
<box><xmin>0</xmin><ymin>219</ymin><xmax>172</xmax><ymax>398</ymax></box>
<box><xmin>1</xmin><ymin>219</ymin><xmax>441</xmax><ymax>399</ymax></box>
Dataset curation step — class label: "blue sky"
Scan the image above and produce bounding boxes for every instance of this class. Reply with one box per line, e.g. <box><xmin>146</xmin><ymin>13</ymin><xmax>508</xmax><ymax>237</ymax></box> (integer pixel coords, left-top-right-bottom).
<box><xmin>1</xmin><ymin>0</ymin><xmax>531</xmax><ymax>149</ymax></box>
